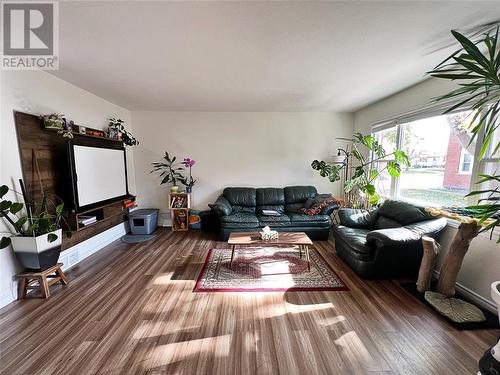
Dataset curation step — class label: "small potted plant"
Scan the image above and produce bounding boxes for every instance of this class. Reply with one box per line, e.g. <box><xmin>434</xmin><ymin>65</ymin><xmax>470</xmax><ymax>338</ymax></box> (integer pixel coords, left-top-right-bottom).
<box><xmin>181</xmin><ymin>158</ymin><xmax>196</xmax><ymax>193</ymax></box>
<box><xmin>151</xmin><ymin>152</ymin><xmax>186</xmax><ymax>192</ymax></box>
<box><xmin>108</xmin><ymin>118</ymin><xmax>139</xmax><ymax>146</ymax></box>
<box><xmin>0</xmin><ymin>183</ymin><xmax>70</xmax><ymax>271</ymax></box>
<box><xmin>41</xmin><ymin>113</ymin><xmax>65</xmax><ymax>130</ymax></box>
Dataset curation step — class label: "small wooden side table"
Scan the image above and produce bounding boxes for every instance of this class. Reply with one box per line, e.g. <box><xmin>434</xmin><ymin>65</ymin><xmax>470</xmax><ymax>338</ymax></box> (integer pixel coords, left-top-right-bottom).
<box><xmin>17</xmin><ymin>263</ymin><xmax>69</xmax><ymax>299</ymax></box>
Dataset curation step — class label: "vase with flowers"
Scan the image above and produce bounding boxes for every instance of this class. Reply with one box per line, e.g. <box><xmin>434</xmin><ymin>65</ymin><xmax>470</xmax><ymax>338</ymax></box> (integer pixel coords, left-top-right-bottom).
<box><xmin>182</xmin><ymin>158</ymin><xmax>196</xmax><ymax>193</ymax></box>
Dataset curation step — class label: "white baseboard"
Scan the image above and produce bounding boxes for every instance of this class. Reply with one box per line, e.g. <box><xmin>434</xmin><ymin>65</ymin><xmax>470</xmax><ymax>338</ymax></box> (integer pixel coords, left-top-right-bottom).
<box><xmin>58</xmin><ymin>223</ymin><xmax>128</xmax><ymax>272</ymax></box>
<box><xmin>0</xmin><ymin>223</ymin><xmax>128</xmax><ymax>309</ymax></box>
<box><xmin>432</xmin><ymin>270</ymin><xmax>497</xmax><ymax>315</ymax></box>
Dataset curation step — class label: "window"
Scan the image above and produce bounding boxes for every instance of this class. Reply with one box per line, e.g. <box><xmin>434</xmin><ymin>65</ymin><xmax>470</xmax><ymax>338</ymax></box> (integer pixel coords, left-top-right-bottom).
<box><xmin>372</xmin><ymin>109</ymin><xmax>486</xmax><ymax>207</ymax></box>
<box><xmin>458</xmin><ymin>150</ymin><xmax>473</xmax><ymax>174</ymax></box>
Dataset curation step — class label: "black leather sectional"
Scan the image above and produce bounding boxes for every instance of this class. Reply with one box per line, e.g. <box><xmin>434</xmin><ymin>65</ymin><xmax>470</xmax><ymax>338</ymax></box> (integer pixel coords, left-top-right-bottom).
<box><xmin>209</xmin><ymin>186</ymin><xmax>339</xmax><ymax>240</ymax></box>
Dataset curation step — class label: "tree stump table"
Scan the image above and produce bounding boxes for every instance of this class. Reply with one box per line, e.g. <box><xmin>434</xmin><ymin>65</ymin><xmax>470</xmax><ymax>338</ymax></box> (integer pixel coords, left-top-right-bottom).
<box><xmin>17</xmin><ymin>263</ymin><xmax>68</xmax><ymax>299</ymax></box>
<box><xmin>424</xmin><ymin>208</ymin><xmax>488</xmax><ymax>323</ymax></box>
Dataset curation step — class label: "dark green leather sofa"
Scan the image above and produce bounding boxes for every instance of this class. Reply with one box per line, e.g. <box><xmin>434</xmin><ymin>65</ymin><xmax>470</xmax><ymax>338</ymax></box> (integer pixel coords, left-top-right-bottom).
<box><xmin>332</xmin><ymin>199</ymin><xmax>447</xmax><ymax>278</ymax></box>
<box><xmin>210</xmin><ymin>186</ymin><xmax>339</xmax><ymax>240</ymax></box>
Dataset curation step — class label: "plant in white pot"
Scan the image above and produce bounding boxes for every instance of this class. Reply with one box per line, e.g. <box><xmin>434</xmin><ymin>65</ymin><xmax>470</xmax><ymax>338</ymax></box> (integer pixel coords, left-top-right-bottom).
<box><xmin>0</xmin><ymin>183</ymin><xmax>69</xmax><ymax>271</ymax></box>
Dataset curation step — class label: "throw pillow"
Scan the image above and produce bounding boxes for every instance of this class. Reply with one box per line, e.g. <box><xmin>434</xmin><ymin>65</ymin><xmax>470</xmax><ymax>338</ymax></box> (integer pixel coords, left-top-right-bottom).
<box><xmin>300</xmin><ymin>197</ymin><xmax>341</xmax><ymax>216</ymax></box>
<box><xmin>303</xmin><ymin>197</ymin><xmax>315</xmax><ymax>209</ymax></box>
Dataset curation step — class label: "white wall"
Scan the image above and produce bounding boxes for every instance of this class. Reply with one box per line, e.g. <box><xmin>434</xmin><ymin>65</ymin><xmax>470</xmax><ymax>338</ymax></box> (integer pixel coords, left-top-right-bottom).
<box><xmin>354</xmin><ymin>78</ymin><xmax>500</xmax><ymax>311</ymax></box>
<box><xmin>0</xmin><ymin>70</ymin><xmax>136</xmax><ymax>308</ymax></box>
<box><xmin>132</xmin><ymin>111</ymin><xmax>353</xmax><ymax>215</ymax></box>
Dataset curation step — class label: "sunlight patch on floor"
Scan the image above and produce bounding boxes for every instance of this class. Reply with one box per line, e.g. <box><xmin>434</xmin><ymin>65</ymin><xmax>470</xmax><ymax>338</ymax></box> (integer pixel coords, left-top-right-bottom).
<box><xmin>153</xmin><ymin>273</ymin><xmax>175</xmax><ymax>285</ymax></box>
<box><xmin>334</xmin><ymin>331</ymin><xmax>373</xmax><ymax>364</ymax></box>
<box><xmin>145</xmin><ymin>334</ymin><xmax>231</xmax><ymax>369</ymax></box>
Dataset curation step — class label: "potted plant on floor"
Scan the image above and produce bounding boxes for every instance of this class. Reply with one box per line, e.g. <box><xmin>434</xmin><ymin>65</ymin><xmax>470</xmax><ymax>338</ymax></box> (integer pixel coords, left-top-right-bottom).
<box><xmin>0</xmin><ymin>183</ymin><xmax>69</xmax><ymax>271</ymax></box>
<box><xmin>426</xmin><ymin>26</ymin><xmax>499</xmax><ymax>374</ymax></box>
<box><xmin>151</xmin><ymin>152</ymin><xmax>186</xmax><ymax>192</ymax></box>
<box><xmin>311</xmin><ymin>132</ymin><xmax>409</xmax><ymax>208</ymax></box>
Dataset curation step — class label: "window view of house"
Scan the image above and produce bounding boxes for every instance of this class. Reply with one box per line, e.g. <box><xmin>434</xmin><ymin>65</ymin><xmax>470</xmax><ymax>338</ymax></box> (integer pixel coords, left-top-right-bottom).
<box><xmin>373</xmin><ymin>110</ymin><xmax>478</xmax><ymax>207</ymax></box>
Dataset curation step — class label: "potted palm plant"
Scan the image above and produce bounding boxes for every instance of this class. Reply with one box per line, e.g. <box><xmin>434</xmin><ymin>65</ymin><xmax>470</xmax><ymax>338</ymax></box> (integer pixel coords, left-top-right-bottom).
<box><xmin>150</xmin><ymin>152</ymin><xmax>186</xmax><ymax>192</ymax></box>
<box><xmin>0</xmin><ymin>183</ymin><xmax>68</xmax><ymax>271</ymax></box>
<box><xmin>427</xmin><ymin>26</ymin><xmax>499</xmax><ymax>374</ymax></box>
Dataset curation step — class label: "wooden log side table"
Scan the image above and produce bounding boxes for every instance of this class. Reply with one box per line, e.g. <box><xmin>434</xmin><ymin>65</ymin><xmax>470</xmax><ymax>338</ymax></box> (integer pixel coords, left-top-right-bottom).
<box><xmin>17</xmin><ymin>263</ymin><xmax>69</xmax><ymax>300</ymax></box>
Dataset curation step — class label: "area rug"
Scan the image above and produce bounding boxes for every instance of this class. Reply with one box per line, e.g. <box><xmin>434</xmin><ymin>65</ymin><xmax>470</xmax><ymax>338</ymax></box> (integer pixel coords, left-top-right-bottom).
<box><xmin>194</xmin><ymin>246</ymin><xmax>349</xmax><ymax>292</ymax></box>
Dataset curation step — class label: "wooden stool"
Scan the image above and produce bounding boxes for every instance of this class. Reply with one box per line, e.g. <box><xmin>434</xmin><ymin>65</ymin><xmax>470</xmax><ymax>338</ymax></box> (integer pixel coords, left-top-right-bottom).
<box><xmin>17</xmin><ymin>263</ymin><xmax>68</xmax><ymax>299</ymax></box>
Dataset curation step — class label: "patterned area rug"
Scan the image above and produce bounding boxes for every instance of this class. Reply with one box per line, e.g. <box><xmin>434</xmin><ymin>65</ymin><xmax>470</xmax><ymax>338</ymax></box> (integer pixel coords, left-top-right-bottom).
<box><xmin>194</xmin><ymin>246</ymin><xmax>349</xmax><ymax>292</ymax></box>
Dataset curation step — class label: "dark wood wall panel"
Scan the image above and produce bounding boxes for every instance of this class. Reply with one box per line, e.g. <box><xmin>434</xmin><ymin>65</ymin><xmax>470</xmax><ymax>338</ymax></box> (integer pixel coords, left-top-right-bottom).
<box><xmin>14</xmin><ymin>111</ymin><xmax>129</xmax><ymax>251</ymax></box>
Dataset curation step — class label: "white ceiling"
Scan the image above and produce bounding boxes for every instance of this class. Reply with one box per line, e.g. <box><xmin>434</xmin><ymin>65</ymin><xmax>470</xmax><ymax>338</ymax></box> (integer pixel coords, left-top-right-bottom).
<box><xmin>53</xmin><ymin>1</ymin><xmax>500</xmax><ymax>112</ymax></box>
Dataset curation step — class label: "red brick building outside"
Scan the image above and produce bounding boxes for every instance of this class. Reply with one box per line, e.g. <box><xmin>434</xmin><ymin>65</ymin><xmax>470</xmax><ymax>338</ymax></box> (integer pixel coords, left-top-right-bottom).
<box><xmin>443</xmin><ymin>132</ymin><xmax>472</xmax><ymax>190</ymax></box>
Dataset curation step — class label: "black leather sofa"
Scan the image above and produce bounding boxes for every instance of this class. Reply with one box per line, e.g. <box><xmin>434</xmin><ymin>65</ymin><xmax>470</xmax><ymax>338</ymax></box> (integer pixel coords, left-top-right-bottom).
<box><xmin>332</xmin><ymin>199</ymin><xmax>447</xmax><ymax>278</ymax></box>
<box><xmin>209</xmin><ymin>186</ymin><xmax>339</xmax><ymax>240</ymax></box>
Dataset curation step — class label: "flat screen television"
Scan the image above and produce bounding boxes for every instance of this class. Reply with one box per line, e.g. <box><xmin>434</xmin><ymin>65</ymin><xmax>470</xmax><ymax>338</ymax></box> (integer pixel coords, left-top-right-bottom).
<box><xmin>67</xmin><ymin>142</ymin><xmax>130</xmax><ymax>211</ymax></box>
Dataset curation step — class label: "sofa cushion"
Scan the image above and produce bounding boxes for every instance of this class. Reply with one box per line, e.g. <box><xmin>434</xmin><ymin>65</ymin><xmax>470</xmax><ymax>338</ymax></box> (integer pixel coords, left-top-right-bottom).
<box><xmin>284</xmin><ymin>186</ymin><xmax>317</xmax><ymax>213</ymax></box>
<box><xmin>258</xmin><ymin>214</ymin><xmax>291</xmax><ymax>227</ymax></box>
<box><xmin>220</xmin><ymin>212</ymin><xmax>259</xmax><ymax>229</ymax></box>
<box><xmin>374</xmin><ymin>216</ymin><xmax>402</xmax><ymax>229</ymax></box>
<box><xmin>256</xmin><ymin>188</ymin><xmax>285</xmax><ymax>205</ymax></box>
<box><xmin>338</xmin><ymin>208</ymin><xmax>377</xmax><ymax>229</ymax></box>
<box><xmin>223</xmin><ymin>187</ymin><xmax>256</xmax><ymax>207</ymax></box>
<box><xmin>377</xmin><ymin>198</ymin><xmax>433</xmax><ymax>225</ymax></box>
<box><xmin>256</xmin><ymin>188</ymin><xmax>285</xmax><ymax>214</ymax></box>
<box><xmin>333</xmin><ymin>226</ymin><xmax>373</xmax><ymax>260</ymax></box>
<box><xmin>288</xmin><ymin>213</ymin><xmax>330</xmax><ymax>227</ymax></box>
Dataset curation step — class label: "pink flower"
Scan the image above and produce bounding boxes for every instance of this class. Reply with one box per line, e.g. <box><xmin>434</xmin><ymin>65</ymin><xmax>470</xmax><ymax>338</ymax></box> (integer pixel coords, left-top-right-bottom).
<box><xmin>183</xmin><ymin>158</ymin><xmax>196</xmax><ymax>168</ymax></box>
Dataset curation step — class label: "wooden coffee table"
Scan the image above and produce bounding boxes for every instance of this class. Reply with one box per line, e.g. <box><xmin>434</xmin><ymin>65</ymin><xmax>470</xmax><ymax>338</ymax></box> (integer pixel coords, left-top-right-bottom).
<box><xmin>227</xmin><ymin>232</ymin><xmax>313</xmax><ymax>270</ymax></box>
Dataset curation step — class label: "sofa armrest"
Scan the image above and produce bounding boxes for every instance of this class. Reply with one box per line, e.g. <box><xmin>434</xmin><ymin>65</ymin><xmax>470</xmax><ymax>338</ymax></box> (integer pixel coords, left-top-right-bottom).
<box><xmin>321</xmin><ymin>203</ymin><xmax>340</xmax><ymax>216</ymax></box>
<box><xmin>338</xmin><ymin>208</ymin><xmax>377</xmax><ymax>229</ymax></box>
<box><xmin>208</xmin><ymin>195</ymin><xmax>232</xmax><ymax>217</ymax></box>
<box><xmin>366</xmin><ymin>218</ymin><xmax>447</xmax><ymax>248</ymax></box>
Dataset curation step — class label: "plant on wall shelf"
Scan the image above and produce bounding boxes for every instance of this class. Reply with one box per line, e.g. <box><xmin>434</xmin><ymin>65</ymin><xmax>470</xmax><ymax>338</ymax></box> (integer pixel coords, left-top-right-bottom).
<box><xmin>311</xmin><ymin>132</ymin><xmax>409</xmax><ymax>208</ymax></box>
<box><xmin>108</xmin><ymin>118</ymin><xmax>139</xmax><ymax>146</ymax></box>
<box><xmin>41</xmin><ymin>113</ymin><xmax>65</xmax><ymax>130</ymax></box>
<box><xmin>428</xmin><ymin>27</ymin><xmax>499</xmax><ymax>242</ymax></box>
<box><xmin>151</xmin><ymin>152</ymin><xmax>186</xmax><ymax>192</ymax></box>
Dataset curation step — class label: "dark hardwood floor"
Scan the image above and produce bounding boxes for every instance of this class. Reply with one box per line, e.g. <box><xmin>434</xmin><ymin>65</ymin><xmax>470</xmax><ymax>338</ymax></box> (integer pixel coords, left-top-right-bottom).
<box><xmin>0</xmin><ymin>228</ymin><xmax>497</xmax><ymax>374</ymax></box>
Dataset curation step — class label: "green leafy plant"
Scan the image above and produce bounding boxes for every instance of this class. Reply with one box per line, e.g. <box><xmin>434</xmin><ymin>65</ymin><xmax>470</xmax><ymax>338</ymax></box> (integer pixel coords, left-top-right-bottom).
<box><xmin>150</xmin><ymin>152</ymin><xmax>186</xmax><ymax>186</ymax></box>
<box><xmin>108</xmin><ymin>118</ymin><xmax>139</xmax><ymax>146</ymax></box>
<box><xmin>41</xmin><ymin>113</ymin><xmax>65</xmax><ymax>130</ymax></box>
<box><xmin>428</xmin><ymin>27</ymin><xmax>499</xmax><ymax>242</ymax></box>
<box><xmin>0</xmin><ymin>184</ymin><xmax>69</xmax><ymax>249</ymax></box>
<box><xmin>312</xmin><ymin>133</ymin><xmax>409</xmax><ymax>207</ymax></box>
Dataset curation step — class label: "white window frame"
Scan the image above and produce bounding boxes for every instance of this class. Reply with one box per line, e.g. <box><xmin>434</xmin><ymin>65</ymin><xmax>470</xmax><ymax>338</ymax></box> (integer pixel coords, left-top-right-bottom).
<box><xmin>458</xmin><ymin>149</ymin><xmax>473</xmax><ymax>174</ymax></box>
<box><xmin>371</xmin><ymin>105</ymin><xmax>495</xmax><ymax>207</ymax></box>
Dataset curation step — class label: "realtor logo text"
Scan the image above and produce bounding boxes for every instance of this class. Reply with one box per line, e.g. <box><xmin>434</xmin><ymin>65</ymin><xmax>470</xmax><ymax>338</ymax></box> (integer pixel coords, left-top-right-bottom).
<box><xmin>1</xmin><ymin>1</ymin><xmax>59</xmax><ymax>70</ymax></box>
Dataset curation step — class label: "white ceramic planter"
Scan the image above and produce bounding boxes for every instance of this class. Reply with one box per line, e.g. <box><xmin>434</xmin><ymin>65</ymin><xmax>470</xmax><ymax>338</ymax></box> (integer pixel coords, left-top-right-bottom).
<box><xmin>10</xmin><ymin>229</ymin><xmax>62</xmax><ymax>271</ymax></box>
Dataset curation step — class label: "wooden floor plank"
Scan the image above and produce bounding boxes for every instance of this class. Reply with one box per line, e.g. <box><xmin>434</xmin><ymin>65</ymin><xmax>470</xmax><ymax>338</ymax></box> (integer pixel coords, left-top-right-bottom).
<box><xmin>0</xmin><ymin>228</ymin><xmax>497</xmax><ymax>375</ymax></box>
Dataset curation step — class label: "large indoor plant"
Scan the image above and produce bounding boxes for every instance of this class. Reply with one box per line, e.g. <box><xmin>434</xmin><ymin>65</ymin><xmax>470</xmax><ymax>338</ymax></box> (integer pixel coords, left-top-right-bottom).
<box><xmin>311</xmin><ymin>132</ymin><xmax>409</xmax><ymax>208</ymax></box>
<box><xmin>151</xmin><ymin>152</ymin><xmax>186</xmax><ymax>192</ymax></box>
<box><xmin>427</xmin><ymin>27</ymin><xmax>499</xmax><ymax>373</ymax></box>
<box><xmin>0</xmin><ymin>183</ymin><xmax>68</xmax><ymax>271</ymax></box>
